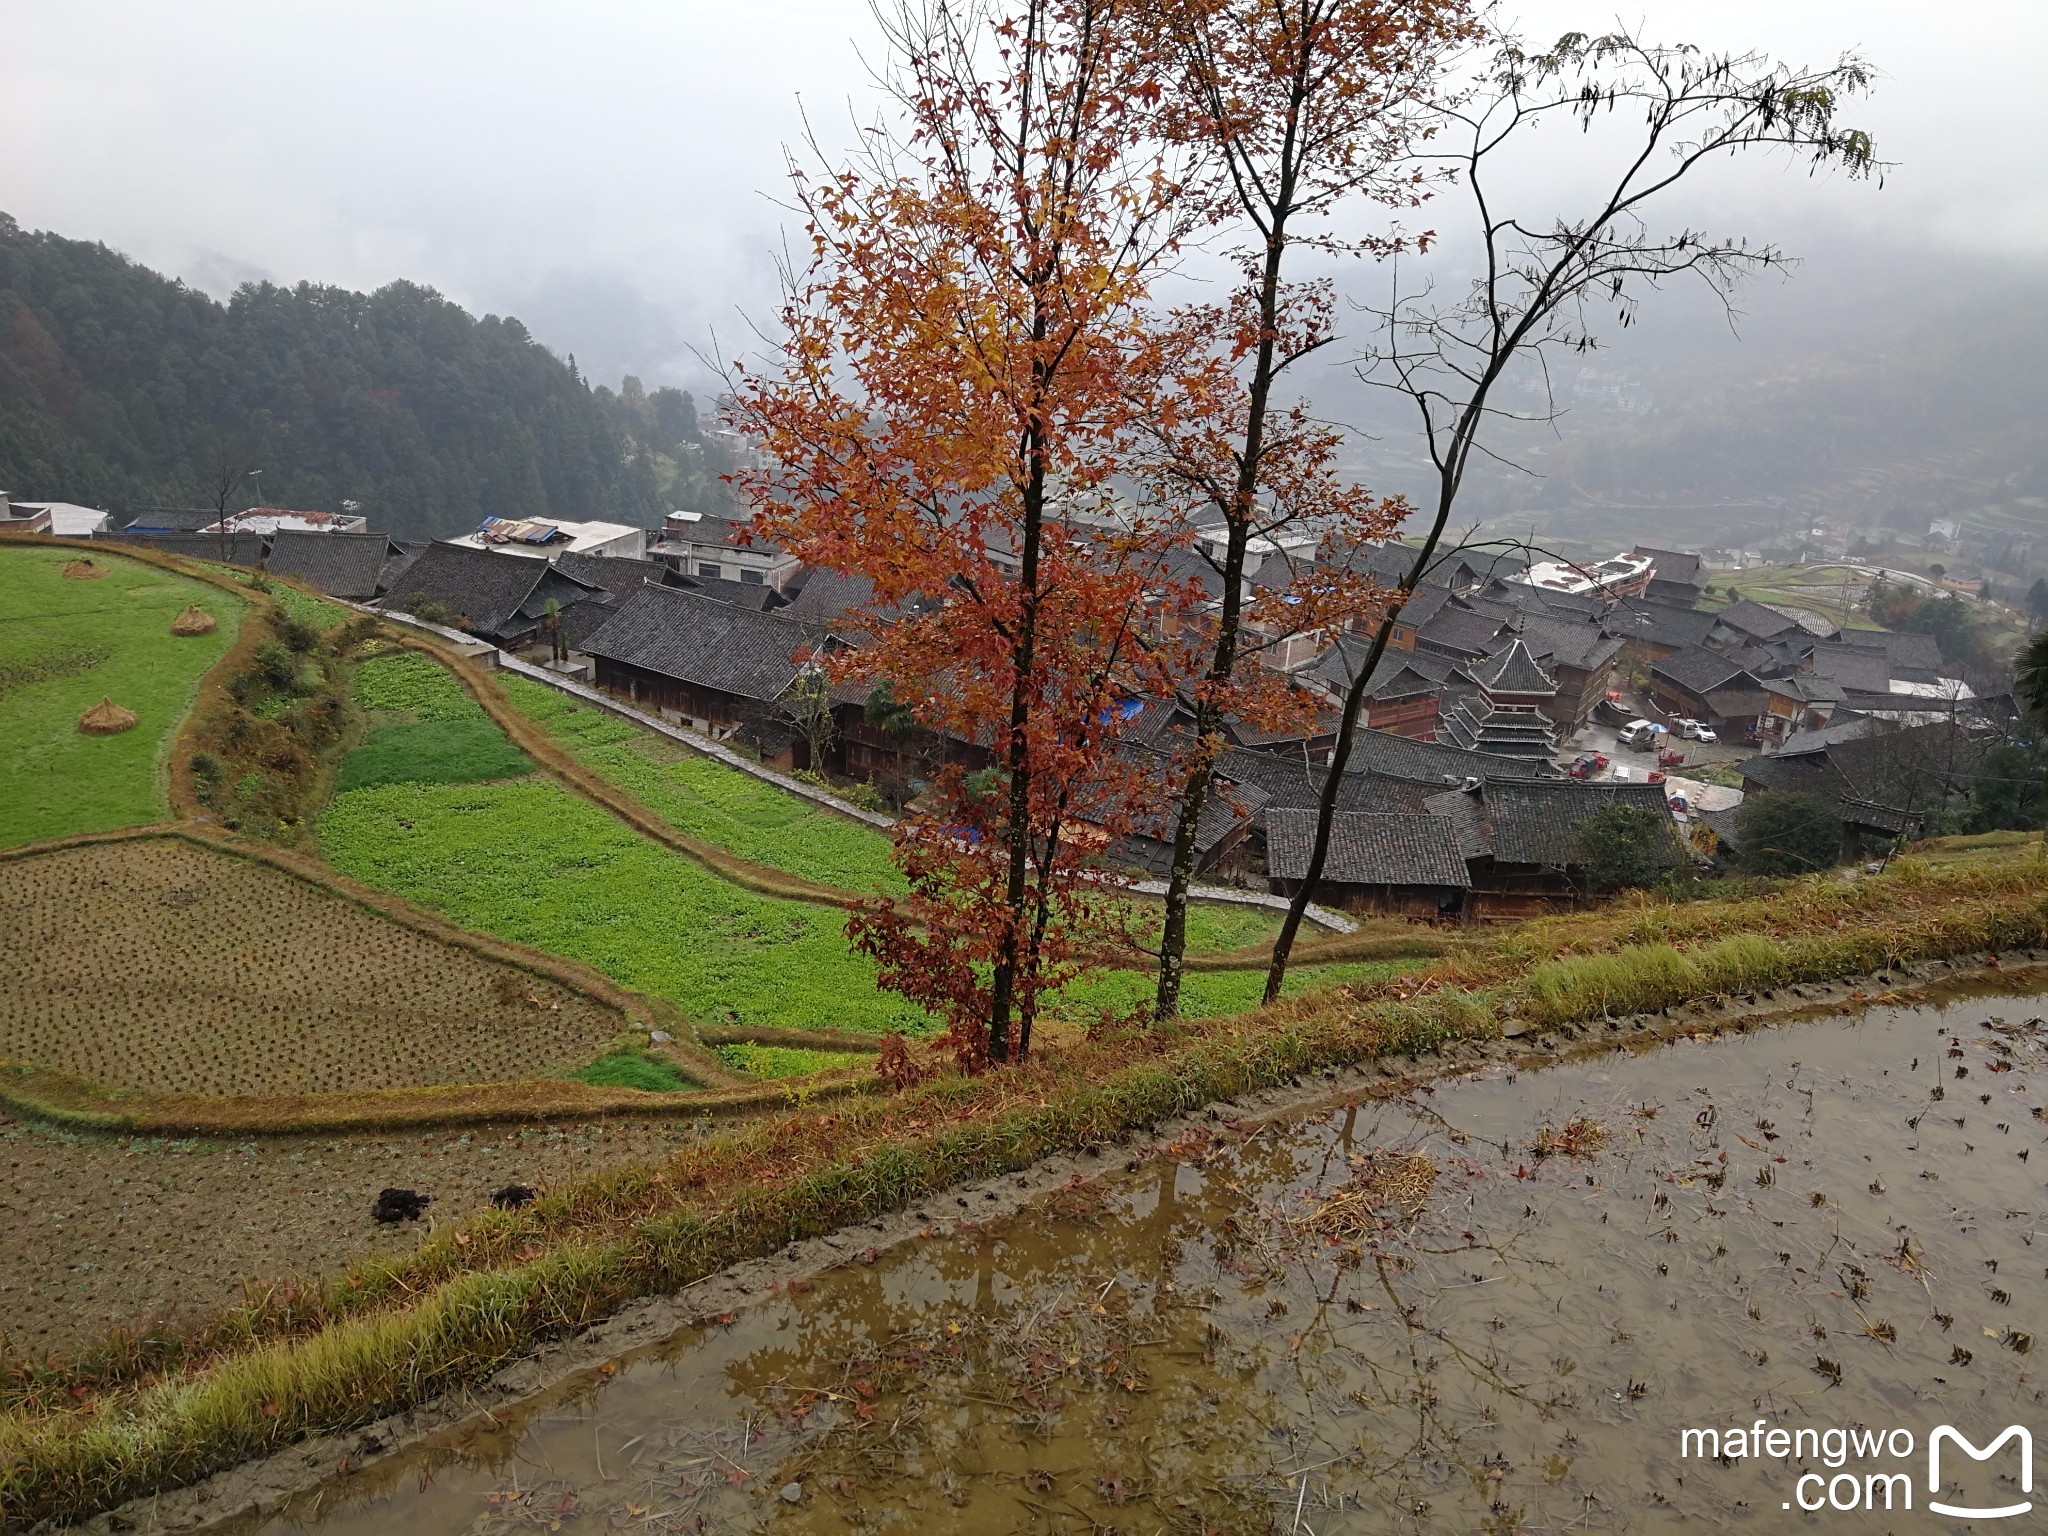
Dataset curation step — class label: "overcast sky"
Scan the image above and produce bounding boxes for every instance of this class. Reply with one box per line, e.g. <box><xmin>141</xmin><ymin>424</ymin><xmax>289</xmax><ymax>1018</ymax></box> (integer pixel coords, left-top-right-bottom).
<box><xmin>6</xmin><ymin>1</ymin><xmax>2044</xmax><ymax>392</ymax></box>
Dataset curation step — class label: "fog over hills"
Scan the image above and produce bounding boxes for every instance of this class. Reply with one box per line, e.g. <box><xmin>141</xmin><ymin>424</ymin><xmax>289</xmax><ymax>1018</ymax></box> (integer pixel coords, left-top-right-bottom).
<box><xmin>1256</xmin><ymin>231</ymin><xmax>2031</xmax><ymax>564</ymax></box>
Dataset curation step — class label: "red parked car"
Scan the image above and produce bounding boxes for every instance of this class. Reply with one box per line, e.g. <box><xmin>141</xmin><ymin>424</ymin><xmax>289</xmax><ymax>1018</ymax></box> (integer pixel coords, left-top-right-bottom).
<box><xmin>1569</xmin><ymin>751</ymin><xmax>1609</xmax><ymax>780</ymax></box>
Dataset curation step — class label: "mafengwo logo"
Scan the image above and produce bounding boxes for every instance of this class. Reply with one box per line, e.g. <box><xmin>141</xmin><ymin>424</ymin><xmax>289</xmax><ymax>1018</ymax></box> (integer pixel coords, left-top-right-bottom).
<box><xmin>1679</xmin><ymin>1420</ymin><xmax>2032</xmax><ymax>1516</ymax></box>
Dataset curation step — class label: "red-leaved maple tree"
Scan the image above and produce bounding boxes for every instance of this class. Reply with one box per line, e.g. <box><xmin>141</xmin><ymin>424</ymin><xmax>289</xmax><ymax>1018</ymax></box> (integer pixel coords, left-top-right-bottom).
<box><xmin>732</xmin><ymin>0</ymin><xmax>1198</xmax><ymax>1066</ymax></box>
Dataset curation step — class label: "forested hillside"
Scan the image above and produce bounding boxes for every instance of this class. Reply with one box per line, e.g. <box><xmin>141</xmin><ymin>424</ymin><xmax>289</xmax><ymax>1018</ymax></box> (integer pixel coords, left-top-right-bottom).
<box><xmin>0</xmin><ymin>213</ymin><xmax>671</xmax><ymax>539</ymax></box>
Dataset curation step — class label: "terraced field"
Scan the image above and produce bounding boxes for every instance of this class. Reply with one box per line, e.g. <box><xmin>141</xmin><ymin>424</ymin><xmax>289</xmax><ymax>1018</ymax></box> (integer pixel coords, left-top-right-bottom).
<box><xmin>0</xmin><ymin>836</ymin><xmax>626</xmax><ymax>1095</ymax></box>
<box><xmin>0</xmin><ymin>544</ymin><xmax>243</xmax><ymax>846</ymax></box>
<box><xmin>318</xmin><ymin>774</ymin><xmax>934</xmax><ymax>1035</ymax></box>
<box><xmin>497</xmin><ymin>672</ymin><xmax>1289</xmax><ymax>954</ymax></box>
<box><xmin>320</xmin><ymin>658</ymin><xmax>1379</xmax><ymax>1036</ymax></box>
<box><xmin>340</xmin><ymin>651</ymin><xmax>533</xmax><ymax>791</ymax></box>
<box><xmin>500</xmin><ymin>675</ymin><xmax>905</xmax><ymax>894</ymax></box>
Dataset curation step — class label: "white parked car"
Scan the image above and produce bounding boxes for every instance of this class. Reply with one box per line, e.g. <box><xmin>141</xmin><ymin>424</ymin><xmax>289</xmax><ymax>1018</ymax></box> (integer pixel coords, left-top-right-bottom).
<box><xmin>1678</xmin><ymin>719</ymin><xmax>1718</xmax><ymax>743</ymax></box>
<box><xmin>1617</xmin><ymin>719</ymin><xmax>1664</xmax><ymax>750</ymax></box>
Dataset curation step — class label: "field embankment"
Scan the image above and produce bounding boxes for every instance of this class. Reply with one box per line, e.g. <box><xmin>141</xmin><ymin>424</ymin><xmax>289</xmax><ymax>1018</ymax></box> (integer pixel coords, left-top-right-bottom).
<box><xmin>3</xmin><ymin>841</ymin><xmax>2042</xmax><ymax>1529</ymax></box>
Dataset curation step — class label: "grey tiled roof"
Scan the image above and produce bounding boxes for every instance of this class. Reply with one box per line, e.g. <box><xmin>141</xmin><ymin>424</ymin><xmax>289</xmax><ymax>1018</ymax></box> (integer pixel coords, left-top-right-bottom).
<box><xmin>677</xmin><ymin>574</ymin><xmax>779</xmax><ymax>611</ymax></box>
<box><xmin>1469</xmin><ymin>638</ymin><xmax>1557</xmax><ymax>696</ymax></box>
<box><xmin>1713</xmin><ymin>598</ymin><xmax>1802</xmax><ymax>641</ymax></box>
<box><xmin>784</xmin><ymin>567</ymin><xmax>881</xmax><ymax>621</ymax></box>
<box><xmin>1653</xmin><ymin>645</ymin><xmax>1752</xmax><ymax>695</ymax></box>
<box><xmin>1349</xmin><ymin>725</ymin><xmax>1558</xmax><ymax>784</ymax></box>
<box><xmin>1738</xmin><ymin>750</ymin><xmax>1848</xmax><ymax>797</ymax></box>
<box><xmin>1265</xmin><ymin>809</ymin><xmax>1471</xmax><ymax>888</ymax></box>
<box><xmin>1879</xmin><ymin>631</ymin><xmax>1945</xmax><ymax>672</ymax></box>
<box><xmin>1388</xmin><ymin>585</ymin><xmax>1456</xmax><ymax>629</ymax></box>
<box><xmin>1202</xmin><ymin>730</ymin><xmax>1555</xmax><ymax>832</ymax></box>
<box><xmin>1805</xmin><ymin>644</ymin><xmax>1892</xmax><ymax>694</ymax></box>
<box><xmin>264</xmin><ymin>531</ymin><xmax>396</xmax><ymax>598</ymax></box>
<box><xmin>556</xmin><ymin>551</ymin><xmax>669</xmax><ymax>606</ymax></box>
<box><xmin>1422</xmin><ymin>787</ymin><xmax>1488</xmax><ymax>859</ymax></box>
<box><xmin>580</xmin><ymin>582</ymin><xmax>841</xmax><ymax>704</ymax></box>
<box><xmin>1109</xmin><ymin>748</ymin><xmax>1269</xmax><ymax>876</ymax></box>
<box><xmin>1416</xmin><ymin>606</ymin><xmax>1506</xmax><ymax>657</ymax></box>
<box><xmin>1480</xmin><ymin>778</ymin><xmax>1684</xmax><ymax>867</ymax></box>
<box><xmin>1321</xmin><ymin>540</ymin><xmax>1471</xmax><ymax>591</ymax></box>
<box><xmin>376</xmin><ymin>541</ymin><xmax>604</xmax><ymax>641</ymax></box>
<box><xmin>1604</xmin><ymin>597</ymin><xmax>1719</xmax><ymax>651</ymax></box>
<box><xmin>1216</xmin><ymin>748</ymin><xmax>1430</xmax><ymax>817</ymax></box>
<box><xmin>1306</xmin><ymin>636</ymin><xmax>1456</xmax><ymax>698</ymax></box>
<box><xmin>1777</xmin><ymin>716</ymin><xmax>1877</xmax><ymax>756</ymax></box>
<box><xmin>1837</xmin><ymin>796</ymin><xmax>1923</xmax><ymax>835</ymax></box>
<box><xmin>1513</xmin><ymin>615</ymin><xmax>1624</xmax><ymax>674</ymax></box>
<box><xmin>1474</xmin><ymin>578</ymin><xmax>1605</xmax><ymax>620</ymax></box>
<box><xmin>379</xmin><ymin>540</ymin><xmax>425</xmax><ymax>596</ymax></box>
<box><xmin>1631</xmin><ymin>546</ymin><xmax>1704</xmax><ymax>586</ymax></box>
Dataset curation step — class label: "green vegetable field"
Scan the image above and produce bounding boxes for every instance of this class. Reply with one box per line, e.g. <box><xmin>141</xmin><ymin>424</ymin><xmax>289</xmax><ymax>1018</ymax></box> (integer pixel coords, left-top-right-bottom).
<box><xmin>317</xmin><ymin>775</ymin><xmax>934</xmax><ymax>1034</ymax></box>
<box><xmin>498</xmin><ymin>673</ymin><xmax>1290</xmax><ymax>954</ymax></box>
<box><xmin>501</xmin><ymin>674</ymin><xmax>905</xmax><ymax>893</ymax></box>
<box><xmin>0</xmin><ymin>544</ymin><xmax>244</xmax><ymax>847</ymax></box>
<box><xmin>337</xmin><ymin>652</ymin><xmax>534</xmax><ymax>791</ymax></box>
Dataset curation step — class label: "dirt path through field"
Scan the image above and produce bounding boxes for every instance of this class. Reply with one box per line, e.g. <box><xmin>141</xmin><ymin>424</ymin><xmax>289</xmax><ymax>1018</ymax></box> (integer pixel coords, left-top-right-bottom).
<box><xmin>0</xmin><ymin>1112</ymin><xmax>701</xmax><ymax>1361</ymax></box>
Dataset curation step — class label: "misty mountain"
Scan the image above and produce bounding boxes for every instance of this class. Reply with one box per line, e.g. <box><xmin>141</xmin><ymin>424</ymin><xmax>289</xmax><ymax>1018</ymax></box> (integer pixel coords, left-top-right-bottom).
<box><xmin>0</xmin><ymin>213</ymin><xmax>671</xmax><ymax>539</ymax></box>
<box><xmin>1312</xmin><ymin>240</ymin><xmax>2048</xmax><ymax>560</ymax></box>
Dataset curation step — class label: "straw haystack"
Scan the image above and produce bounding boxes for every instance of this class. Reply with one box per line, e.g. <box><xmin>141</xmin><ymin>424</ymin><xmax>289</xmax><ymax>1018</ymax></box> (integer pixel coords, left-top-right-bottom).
<box><xmin>77</xmin><ymin>696</ymin><xmax>138</xmax><ymax>735</ymax></box>
<box><xmin>170</xmin><ymin>604</ymin><xmax>218</xmax><ymax>636</ymax></box>
<box><xmin>61</xmin><ymin>558</ymin><xmax>105</xmax><ymax>580</ymax></box>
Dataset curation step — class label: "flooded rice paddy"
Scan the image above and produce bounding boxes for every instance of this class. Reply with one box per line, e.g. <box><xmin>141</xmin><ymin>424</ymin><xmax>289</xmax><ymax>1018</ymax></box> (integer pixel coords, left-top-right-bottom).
<box><xmin>240</xmin><ymin>980</ymin><xmax>2048</xmax><ymax>1534</ymax></box>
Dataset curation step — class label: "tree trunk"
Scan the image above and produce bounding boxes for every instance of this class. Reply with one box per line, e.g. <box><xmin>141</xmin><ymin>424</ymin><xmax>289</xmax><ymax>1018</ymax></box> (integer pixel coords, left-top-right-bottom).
<box><xmin>1265</xmin><ymin>455</ymin><xmax>1463</xmax><ymax>1002</ymax></box>
<box><xmin>990</xmin><ymin>338</ymin><xmax>1052</xmax><ymax>1063</ymax></box>
<box><xmin>1155</xmin><ymin>212</ymin><xmax>1294</xmax><ymax>1021</ymax></box>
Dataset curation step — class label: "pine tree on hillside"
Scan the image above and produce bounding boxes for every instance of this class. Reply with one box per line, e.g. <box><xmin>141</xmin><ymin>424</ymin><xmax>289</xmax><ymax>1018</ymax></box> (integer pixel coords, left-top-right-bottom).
<box><xmin>0</xmin><ymin>213</ymin><xmax>664</xmax><ymax>537</ymax></box>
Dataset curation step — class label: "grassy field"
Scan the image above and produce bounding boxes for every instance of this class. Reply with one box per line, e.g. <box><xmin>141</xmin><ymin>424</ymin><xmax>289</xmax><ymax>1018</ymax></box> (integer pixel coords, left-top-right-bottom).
<box><xmin>318</xmin><ymin>775</ymin><xmax>936</xmax><ymax>1036</ymax></box>
<box><xmin>0</xmin><ymin>836</ymin><xmax>625</xmax><ymax>1095</ymax></box>
<box><xmin>501</xmin><ymin>675</ymin><xmax>905</xmax><ymax>893</ymax></box>
<box><xmin>498</xmin><ymin>672</ymin><xmax>1288</xmax><ymax>954</ymax></box>
<box><xmin>336</xmin><ymin>652</ymin><xmax>534</xmax><ymax>792</ymax></box>
<box><xmin>0</xmin><ymin>545</ymin><xmax>244</xmax><ymax>847</ymax></box>
<box><xmin>316</xmin><ymin>766</ymin><xmax>1373</xmax><ymax>1036</ymax></box>
<box><xmin>715</xmin><ymin>1041</ymin><xmax>875</xmax><ymax>1079</ymax></box>
<box><xmin>196</xmin><ymin>563</ymin><xmax>352</xmax><ymax>633</ymax></box>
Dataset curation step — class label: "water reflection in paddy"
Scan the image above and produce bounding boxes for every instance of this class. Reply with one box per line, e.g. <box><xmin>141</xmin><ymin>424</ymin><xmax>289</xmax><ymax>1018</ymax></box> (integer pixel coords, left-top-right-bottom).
<box><xmin>248</xmin><ymin>980</ymin><xmax>2048</xmax><ymax>1534</ymax></box>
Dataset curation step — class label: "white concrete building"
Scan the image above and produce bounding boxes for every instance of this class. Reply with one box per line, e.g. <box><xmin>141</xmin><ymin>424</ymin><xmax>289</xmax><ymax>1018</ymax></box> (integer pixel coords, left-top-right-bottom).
<box><xmin>648</xmin><ymin>509</ymin><xmax>801</xmax><ymax>590</ymax></box>
<box><xmin>448</xmin><ymin>517</ymin><xmax>648</xmax><ymax>561</ymax></box>
<box><xmin>202</xmin><ymin>507</ymin><xmax>369</xmax><ymax>536</ymax></box>
<box><xmin>8</xmin><ymin>500</ymin><xmax>114</xmax><ymax>536</ymax></box>
<box><xmin>1511</xmin><ymin>551</ymin><xmax>1655</xmax><ymax>601</ymax></box>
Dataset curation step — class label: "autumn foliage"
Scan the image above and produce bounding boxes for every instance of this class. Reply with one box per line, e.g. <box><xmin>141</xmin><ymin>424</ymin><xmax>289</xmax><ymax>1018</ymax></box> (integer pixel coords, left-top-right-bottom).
<box><xmin>734</xmin><ymin>0</ymin><xmax>1200</xmax><ymax>1066</ymax></box>
<box><xmin>1134</xmin><ymin>0</ymin><xmax>1478</xmax><ymax>1018</ymax></box>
